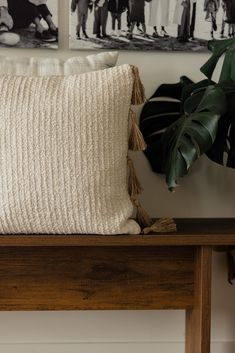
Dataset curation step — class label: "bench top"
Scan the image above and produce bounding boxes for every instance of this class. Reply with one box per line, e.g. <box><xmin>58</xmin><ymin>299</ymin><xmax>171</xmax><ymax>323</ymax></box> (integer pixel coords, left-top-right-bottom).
<box><xmin>0</xmin><ymin>219</ymin><xmax>234</xmax><ymax>247</ymax></box>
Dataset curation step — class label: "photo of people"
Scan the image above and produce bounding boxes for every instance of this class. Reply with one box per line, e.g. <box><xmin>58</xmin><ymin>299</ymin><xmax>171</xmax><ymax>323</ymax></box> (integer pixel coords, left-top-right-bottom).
<box><xmin>0</xmin><ymin>0</ymin><xmax>58</xmax><ymax>49</ymax></box>
<box><xmin>70</xmin><ymin>0</ymin><xmax>235</xmax><ymax>51</ymax></box>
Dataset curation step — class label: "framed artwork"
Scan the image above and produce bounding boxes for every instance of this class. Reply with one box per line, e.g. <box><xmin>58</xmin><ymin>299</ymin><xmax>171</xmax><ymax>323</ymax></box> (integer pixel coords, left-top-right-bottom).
<box><xmin>69</xmin><ymin>0</ymin><xmax>235</xmax><ymax>52</ymax></box>
<box><xmin>0</xmin><ymin>0</ymin><xmax>58</xmax><ymax>49</ymax></box>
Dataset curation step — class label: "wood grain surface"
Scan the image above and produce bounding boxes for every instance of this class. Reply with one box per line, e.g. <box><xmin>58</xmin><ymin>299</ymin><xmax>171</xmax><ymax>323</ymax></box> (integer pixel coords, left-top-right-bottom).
<box><xmin>0</xmin><ymin>219</ymin><xmax>234</xmax><ymax>247</ymax></box>
<box><xmin>0</xmin><ymin>246</ymin><xmax>195</xmax><ymax>311</ymax></box>
<box><xmin>185</xmin><ymin>246</ymin><xmax>212</xmax><ymax>353</ymax></box>
<box><xmin>0</xmin><ymin>220</ymin><xmax>219</xmax><ymax>353</ymax></box>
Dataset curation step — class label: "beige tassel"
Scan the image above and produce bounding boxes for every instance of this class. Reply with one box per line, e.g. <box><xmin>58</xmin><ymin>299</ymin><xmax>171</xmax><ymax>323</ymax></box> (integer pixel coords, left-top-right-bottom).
<box><xmin>129</xmin><ymin>109</ymin><xmax>147</xmax><ymax>151</ymax></box>
<box><xmin>143</xmin><ymin>218</ymin><xmax>177</xmax><ymax>234</ymax></box>
<box><xmin>127</xmin><ymin>157</ymin><xmax>143</xmax><ymax>197</ymax></box>
<box><xmin>131</xmin><ymin>197</ymin><xmax>152</xmax><ymax>228</ymax></box>
<box><xmin>131</xmin><ymin>65</ymin><xmax>146</xmax><ymax>105</ymax></box>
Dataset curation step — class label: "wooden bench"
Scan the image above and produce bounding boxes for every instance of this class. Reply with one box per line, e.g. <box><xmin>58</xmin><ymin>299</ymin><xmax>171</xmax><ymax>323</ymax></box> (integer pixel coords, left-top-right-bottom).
<box><xmin>0</xmin><ymin>218</ymin><xmax>235</xmax><ymax>353</ymax></box>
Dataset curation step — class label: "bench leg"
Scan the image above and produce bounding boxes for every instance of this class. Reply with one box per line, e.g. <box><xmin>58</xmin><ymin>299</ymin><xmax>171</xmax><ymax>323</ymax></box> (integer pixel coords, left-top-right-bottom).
<box><xmin>185</xmin><ymin>246</ymin><xmax>212</xmax><ymax>353</ymax></box>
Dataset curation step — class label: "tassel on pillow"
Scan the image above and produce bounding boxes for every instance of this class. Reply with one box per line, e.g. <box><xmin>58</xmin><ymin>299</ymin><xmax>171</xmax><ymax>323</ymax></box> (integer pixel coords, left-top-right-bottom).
<box><xmin>129</xmin><ymin>65</ymin><xmax>147</xmax><ymax>151</ymax></box>
<box><xmin>127</xmin><ymin>157</ymin><xmax>143</xmax><ymax>197</ymax></box>
<box><xmin>131</xmin><ymin>197</ymin><xmax>152</xmax><ymax>228</ymax></box>
<box><xmin>131</xmin><ymin>65</ymin><xmax>146</xmax><ymax>105</ymax></box>
<box><xmin>143</xmin><ymin>218</ymin><xmax>177</xmax><ymax>234</ymax></box>
<box><xmin>127</xmin><ymin>156</ymin><xmax>177</xmax><ymax>233</ymax></box>
<box><xmin>128</xmin><ymin>109</ymin><xmax>147</xmax><ymax>151</ymax></box>
<box><xmin>128</xmin><ymin>65</ymin><xmax>177</xmax><ymax>234</ymax></box>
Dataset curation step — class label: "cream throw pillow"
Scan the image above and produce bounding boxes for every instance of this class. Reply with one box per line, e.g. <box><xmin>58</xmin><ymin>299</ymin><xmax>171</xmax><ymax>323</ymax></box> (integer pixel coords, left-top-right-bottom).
<box><xmin>0</xmin><ymin>51</ymin><xmax>118</xmax><ymax>76</ymax></box>
<box><xmin>0</xmin><ymin>64</ymin><xmax>141</xmax><ymax>234</ymax></box>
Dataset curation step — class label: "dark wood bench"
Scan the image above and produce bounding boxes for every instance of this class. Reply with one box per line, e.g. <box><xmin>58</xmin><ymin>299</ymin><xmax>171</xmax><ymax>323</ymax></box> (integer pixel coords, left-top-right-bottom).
<box><xmin>1</xmin><ymin>218</ymin><xmax>235</xmax><ymax>353</ymax></box>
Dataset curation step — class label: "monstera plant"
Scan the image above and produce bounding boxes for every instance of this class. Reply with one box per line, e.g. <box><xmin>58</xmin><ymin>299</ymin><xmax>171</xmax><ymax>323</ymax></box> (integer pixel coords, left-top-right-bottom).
<box><xmin>140</xmin><ymin>38</ymin><xmax>235</xmax><ymax>191</ymax></box>
<box><xmin>140</xmin><ymin>38</ymin><xmax>235</xmax><ymax>283</ymax></box>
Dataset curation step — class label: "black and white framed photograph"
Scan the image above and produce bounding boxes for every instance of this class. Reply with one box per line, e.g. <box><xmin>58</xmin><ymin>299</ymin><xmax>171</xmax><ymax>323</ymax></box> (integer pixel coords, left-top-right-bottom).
<box><xmin>0</xmin><ymin>0</ymin><xmax>58</xmax><ymax>49</ymax></box>
<box><xmin>70</xmin><ymin>0</ymin><xmax>235</xmax><ymax>51</ymax></box>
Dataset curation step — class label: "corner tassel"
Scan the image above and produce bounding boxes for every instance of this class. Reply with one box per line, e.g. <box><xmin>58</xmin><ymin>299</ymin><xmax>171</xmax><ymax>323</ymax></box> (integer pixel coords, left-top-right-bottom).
<box><xmin>127</xmin><ymin>157</ymin><xmax>143</xmax><ymax>197</ymax></box>
<box><xmin>131</xmin><ymin>65</ymin><xmax>146</xmax><ymax>105</ymax></box>
<box><xmin>143</xmin><ymin>218</ymin><xmax>177</xmax><ymax>234</ymax></box>
<box><xmin>129</xmin><ymin>109</ymin><xmax>147</xmax><ymax>151</ymax></box>
<box><xmin>227</xmin><ymin>251</ymin><xmax>235</xmax><ymax>285</ymax></box>
<box><xmin>131</xmin><ymin>197</ymin><xmax>152</xmax><ymax>228</ymax></box>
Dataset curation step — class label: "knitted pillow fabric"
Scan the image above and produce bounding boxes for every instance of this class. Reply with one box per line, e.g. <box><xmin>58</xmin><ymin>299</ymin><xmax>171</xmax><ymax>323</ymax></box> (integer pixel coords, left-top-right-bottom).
<box><xmin>0</xmin><ymin>51</ymin><xmax>118</xmax><ymax>76</ymax></box>
<box><xmin>0</xmin><ymin>64</ymin><xmax>141</xmax><ymax>234</ymax></box>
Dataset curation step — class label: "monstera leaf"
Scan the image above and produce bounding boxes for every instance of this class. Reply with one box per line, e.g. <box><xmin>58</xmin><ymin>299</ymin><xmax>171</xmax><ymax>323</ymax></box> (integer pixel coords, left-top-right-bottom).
<box><xmin>200</xmin><ymin>38</ymin><xmax>235</xmax><ymax>80</ymax></box>
<box><xmin>139</xmin><ymin>77</ymin><xmax>215</xmax><ymax>174</ymax></box>
<box><xmin>207</xmin><ymin>82</ymin><xmax>235</xmax><ymax>168</ymax></box>
<box><xmin>162</xmin><ymin>85</ymin><xmax>227</xmax><ymax>191</ymax></box>
<box><xmin>181</xmin><ymin>79</ymin><xmax>213</xmax><ymax>111</ymax></box>
<box><xmin>204</xmin><ymin>40</ymin><xmax>235</xmax><ymax>169</ymax></box>
<box><xmin>139</xmin><ymin>76</ymin><xmax>192</xmax><ymax>173</ymax></box>
<box><xmin>140</xmin><ymin>38</ymin><xmax>235</xmax><ymax>190</ymax></box>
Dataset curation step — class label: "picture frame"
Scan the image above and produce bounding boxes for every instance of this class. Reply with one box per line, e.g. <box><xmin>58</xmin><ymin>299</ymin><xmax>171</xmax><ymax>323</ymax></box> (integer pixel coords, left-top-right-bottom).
<box><xmin>69</xmin><ymin>0</ymin><xmax>235</xmax><ymax>52</ymax></box>
<box><xmin>0</xmin><ymin>0</ymin><xmax>58</xmax><ymax>49</ymax></box>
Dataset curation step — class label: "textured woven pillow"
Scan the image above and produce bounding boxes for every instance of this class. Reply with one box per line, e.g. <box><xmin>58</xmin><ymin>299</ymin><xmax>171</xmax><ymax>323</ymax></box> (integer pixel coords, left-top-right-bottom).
<box><xmin>0</xmin><ymin>51</ymin><xmax>118</xmax><ymax>76</ymax></box>
<box><xmin>0</xmin><ymin>64</ymin><xmax>142</xmax><ymax>234</ymax></box>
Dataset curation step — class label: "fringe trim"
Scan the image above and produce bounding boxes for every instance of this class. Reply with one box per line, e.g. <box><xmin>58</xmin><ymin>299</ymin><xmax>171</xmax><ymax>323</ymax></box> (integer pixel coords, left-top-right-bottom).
<box><xmin>128</xmin><ymin>108</ymin><xmax>147</xmax><ymax>151</ymax></box>
<box><xmin>127</xmin><ymin>157</ymin><xmax>143</xmax><ymax>197</ymax></box>
<box><xmin>227</xmin><ymin>251</ymin><xmax>235</xmax><ymax>285</ymax></box>
<box><xmin>127</xmin><ymin>157</ymin><xmax>177</xmax><ymax>234</ymax></box>
<box><xmin>131</xmin><ymin>197</ymin><xmax>152</xmax><ymax>228</ymax></box>
<box><xmin>127</xmin><ymin>157</ymin><xmax>150</xmax><ymax>229</ymax></box>
<box><xmin>143</xmin><ymin>218</ymin><xmax>177</xmax><ymax>234</ymax></box>
<box><xmin>131</xmin><ymin>65</ymin><xmax>146</xmax><ymax>105</ymax></box>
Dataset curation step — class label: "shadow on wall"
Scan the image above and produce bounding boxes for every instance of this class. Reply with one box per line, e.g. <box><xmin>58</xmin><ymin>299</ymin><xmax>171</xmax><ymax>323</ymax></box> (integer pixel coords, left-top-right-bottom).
<box><xmin>223</xmin><ymin>343</ymin><xmax>235</xmax><ymax>353</ymax></box>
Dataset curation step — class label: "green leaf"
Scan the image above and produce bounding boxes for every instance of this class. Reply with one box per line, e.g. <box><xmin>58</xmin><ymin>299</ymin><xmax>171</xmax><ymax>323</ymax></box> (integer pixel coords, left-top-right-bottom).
<box><xmin>218</xmin><ymin>81</ymin><xmax>235</xmax><ymax>94</ymax></box>
<box><xmin>139</xmin><ymin>77</ymin><xmax>193</xmax><ymax>173</ymax></box>
<box><xmin>200</xmin><ymin>38</ymin><xmax>235</xmax><ymax>80</ymax></box>
<box><xmin>219</xmin><ymin>50</ymin><xmax>233</xmax><ymax>83</ymax></box>
<box><xmin>230</xmin><ymin>49</ymin><xmax>235</xmax><ymax>84</ymax></box>
<box><xmin>182</xmin><ymin>79</ymin><xmax>213</xmax><ymax>105</ymax></box>
<box><xmin>207</xmin><ymin>91</ymin><xmax>235</xmax><ymax>168</ymax></box>
<box><xmin>196</xmin><ymin>85</ymin><xmax>227</xmax><ymax>115</ymax></box>
<box><xmin>162</xmin><ymin>86</ymin><xmax>227</xmax><ymax>191</ymax></box>
<box><xmin>184</xmin><ymin>89</ymin><xmax>206</xmax><ymax>115</ymax></box>
<box><xmin>149</xmin><ymin>76</ymin><xmax>193</xmax><ymax>100</ymax></box>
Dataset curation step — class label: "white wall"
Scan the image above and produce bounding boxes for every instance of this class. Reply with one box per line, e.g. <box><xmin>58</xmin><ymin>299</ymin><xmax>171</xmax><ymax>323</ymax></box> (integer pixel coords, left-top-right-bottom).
<box><xmin>0</xmin><ymin>1</ymin><xmax>235</xmax><ymax>352</ymax></box>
